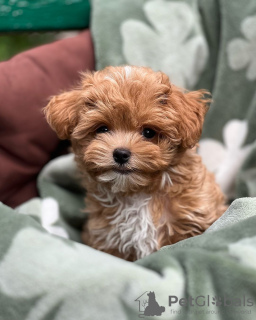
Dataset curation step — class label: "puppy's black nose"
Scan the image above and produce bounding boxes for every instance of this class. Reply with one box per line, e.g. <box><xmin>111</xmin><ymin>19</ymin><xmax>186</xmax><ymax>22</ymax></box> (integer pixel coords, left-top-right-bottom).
<box><xmin>113</xmin><ymin>148</ymin><xmax>131</xmax><ymax>165</ymax></box>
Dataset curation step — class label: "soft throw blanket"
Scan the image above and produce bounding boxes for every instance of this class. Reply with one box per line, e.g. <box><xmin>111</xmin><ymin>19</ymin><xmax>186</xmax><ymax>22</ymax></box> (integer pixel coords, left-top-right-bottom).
<box><xmin>0</xmin><ymin>154</ymin><xmax>255</xmax><ymax>320</ymax></box>
<box><xmin>91</xmin><ymin>0</ymin><xmax>256</xmax><ymax>200</ymax></box>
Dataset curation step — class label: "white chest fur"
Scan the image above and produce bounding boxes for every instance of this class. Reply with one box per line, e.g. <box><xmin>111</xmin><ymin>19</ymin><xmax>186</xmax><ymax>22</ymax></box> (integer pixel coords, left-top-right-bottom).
<box><xmin>93</xmin><ymin>190</ymin><xmax>158</xmax><ymax>260</ymax></box>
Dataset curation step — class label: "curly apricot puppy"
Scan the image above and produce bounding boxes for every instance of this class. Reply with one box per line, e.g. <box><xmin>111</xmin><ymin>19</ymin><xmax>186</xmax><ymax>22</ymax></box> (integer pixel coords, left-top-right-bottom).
<box><xmin>44</xmin><ymin>66</ymin><xmax>226</xmax><ymax>261</ymax></box>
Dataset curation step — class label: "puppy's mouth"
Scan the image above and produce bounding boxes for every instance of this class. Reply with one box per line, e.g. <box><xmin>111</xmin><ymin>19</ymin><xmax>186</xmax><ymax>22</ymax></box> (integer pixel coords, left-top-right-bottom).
<box><xmin>113</xmin><ymin>167</ymin><xmax>133</xmax><ymax>175</ymax></box>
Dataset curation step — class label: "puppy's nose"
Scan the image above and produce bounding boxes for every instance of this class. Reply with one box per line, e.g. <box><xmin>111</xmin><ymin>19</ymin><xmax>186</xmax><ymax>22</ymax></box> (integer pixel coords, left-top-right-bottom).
<box><xmin>113</xmin><ymin>148</ymin><xmax>131</xmax><ymax>165</ymax></box>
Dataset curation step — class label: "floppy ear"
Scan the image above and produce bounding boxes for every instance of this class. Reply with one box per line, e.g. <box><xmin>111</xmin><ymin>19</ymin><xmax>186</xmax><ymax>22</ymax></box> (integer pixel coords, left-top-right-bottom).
<box><xmin>174</xmin><ymin>88</ymin><xmax>210</xmax><ymax>148</ymax></box>
<box><xmin>44</xmin><ymin>90</ymin><xmax>84</xmax><ymax>140</ymax></box>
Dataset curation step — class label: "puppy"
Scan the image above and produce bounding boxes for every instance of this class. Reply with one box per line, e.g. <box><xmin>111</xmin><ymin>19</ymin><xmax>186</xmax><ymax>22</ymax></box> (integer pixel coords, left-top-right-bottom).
<box><xmin>44</xmin><ymin>66</ymin><xmax>226</xmax><ymax>261</ymax></box>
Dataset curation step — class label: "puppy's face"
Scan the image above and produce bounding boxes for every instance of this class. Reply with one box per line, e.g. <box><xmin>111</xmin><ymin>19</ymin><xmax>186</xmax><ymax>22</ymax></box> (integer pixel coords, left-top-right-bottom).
<box><xmin>45</xmin><ymin>66</ymin><xmax>209</xmax><ymax>193</ymax></box>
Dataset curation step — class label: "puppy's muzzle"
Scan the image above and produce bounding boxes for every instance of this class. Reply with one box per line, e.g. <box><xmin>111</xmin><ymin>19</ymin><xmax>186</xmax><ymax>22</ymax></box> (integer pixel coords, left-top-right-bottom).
<box><xmin>113</xmin><ymin>148</ymin><xmax>131</xmax><ymax>165</ymax></box>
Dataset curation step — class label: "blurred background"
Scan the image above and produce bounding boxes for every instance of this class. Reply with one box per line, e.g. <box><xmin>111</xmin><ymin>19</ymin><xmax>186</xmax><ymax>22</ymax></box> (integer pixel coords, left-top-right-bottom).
<box><xmin>0</xmin><ymin>32</ymin><xmax>79</xmax><ymax>61</ymax></box>
<box><xmin>0</xmin><ymin>0</ymin><xmax>89</xmax><ymax>61</ymax></box>
<box><xmin>0</xmin><ymin>33</ymin><xmax>55</xmax><ymax>61</ymax></box>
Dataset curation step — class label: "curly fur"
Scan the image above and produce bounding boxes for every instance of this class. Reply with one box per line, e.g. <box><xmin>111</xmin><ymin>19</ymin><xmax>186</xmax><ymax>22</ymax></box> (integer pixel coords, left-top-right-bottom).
<box><xmin>44</xmin><ymin>66</ymin><xmax>227</xmax><ymax>261</ymax></box>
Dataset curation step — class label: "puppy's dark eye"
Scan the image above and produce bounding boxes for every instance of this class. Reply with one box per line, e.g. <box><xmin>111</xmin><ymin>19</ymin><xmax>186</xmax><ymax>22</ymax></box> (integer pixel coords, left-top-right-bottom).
<box><xmin>142</xmin><ymin>128</ymin><xmax>156</xmax><ymax>139</ymax></box>
<box><xmin>96</xmin><ymin>126</ymin><xmax>109</xmax><ymax>134</ymax></box>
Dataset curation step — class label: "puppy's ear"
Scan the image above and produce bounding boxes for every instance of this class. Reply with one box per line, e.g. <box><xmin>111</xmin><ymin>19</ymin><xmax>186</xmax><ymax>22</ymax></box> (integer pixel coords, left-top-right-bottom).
<box><xmin>44</xmin><ymin>90</ymin><xmax>84</xmax><ymax>140</ymax></box>
<box><xmin>173</xmin><ymin>88</ymin><xmax>210</xmax><ymax>148</ymax></box>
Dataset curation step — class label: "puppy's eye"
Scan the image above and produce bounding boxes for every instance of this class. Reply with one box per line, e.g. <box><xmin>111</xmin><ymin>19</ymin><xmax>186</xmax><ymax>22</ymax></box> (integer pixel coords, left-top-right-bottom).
<box><xmin>142</xmin><ymin>128</ymin><xmax>156</xmax><ymax>139</ymax></box>
<box><xmin>96</xmin><ymin>126</ymin><xmax>109</xmax><ymax>134</ymax></box>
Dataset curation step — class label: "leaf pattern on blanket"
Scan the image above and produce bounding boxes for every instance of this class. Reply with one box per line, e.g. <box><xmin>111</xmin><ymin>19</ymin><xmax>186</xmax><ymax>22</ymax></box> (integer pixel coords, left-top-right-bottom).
<box><xmin>41</xmin><ymin>198</ymin><xmax>69</xmax><ymax>239</ymax></box>
<box><xmin>227</xmin><ymin>15</ymin><xmax>256</xmax><ymax>80</ymax></box>
<box><xmin>121</xmin><ymin>0</ymin><xmax>208</xmax><ymax>88</ymax></box>
<box><xmin>198</xmin><ymin>120</ymin><xmax>256</xmax><ymax>199</ymax></box>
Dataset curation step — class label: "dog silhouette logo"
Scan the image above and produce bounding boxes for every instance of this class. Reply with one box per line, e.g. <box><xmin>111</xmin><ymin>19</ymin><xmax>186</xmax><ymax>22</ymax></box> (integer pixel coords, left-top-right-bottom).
<box><xmin>135</xmin><ymin>291</ymin><xmax>165</xmax><ymax>318</ymax></box>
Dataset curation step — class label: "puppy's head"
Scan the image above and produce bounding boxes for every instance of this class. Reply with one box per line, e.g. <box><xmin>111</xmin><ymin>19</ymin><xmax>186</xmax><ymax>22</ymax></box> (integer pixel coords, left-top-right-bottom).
<box><xmin>44</xmin><ymin>66</ymin><xmax>210</xmax><ymax>193</ymax></box>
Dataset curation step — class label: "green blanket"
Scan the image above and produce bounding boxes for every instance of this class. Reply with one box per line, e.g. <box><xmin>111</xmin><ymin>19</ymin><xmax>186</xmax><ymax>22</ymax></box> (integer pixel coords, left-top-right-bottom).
<box><xmin>91</xmin><ymin>0</ymin><xmax>256</xmax><ymax>201</ymax></box>
<box><xmin>1</xmin><ymin>0</ymin><xmax>256</xmax><ymax>319</ymax></box>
